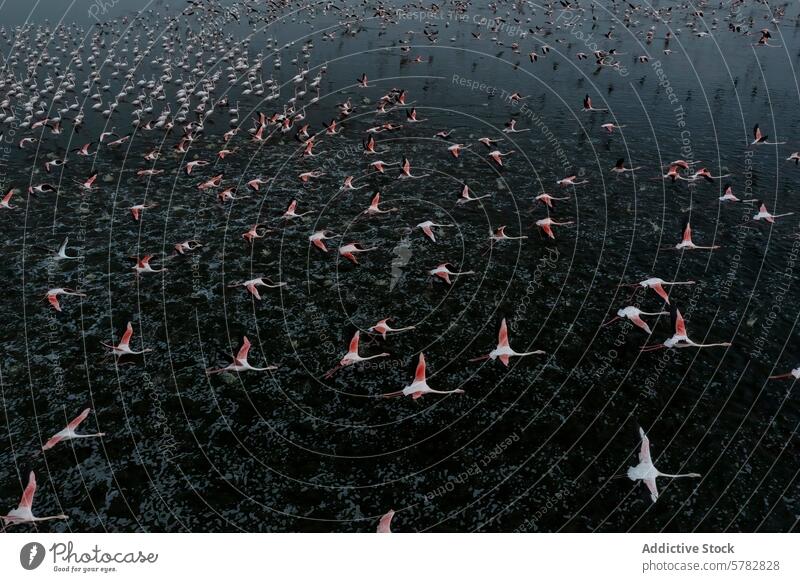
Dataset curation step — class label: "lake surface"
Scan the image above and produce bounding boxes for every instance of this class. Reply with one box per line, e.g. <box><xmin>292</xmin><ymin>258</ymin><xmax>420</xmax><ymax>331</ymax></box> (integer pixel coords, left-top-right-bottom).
<box><xmin>0</xmin><ymin>0</ymin><xmax>798</xmax><ymax>532</ymax></box>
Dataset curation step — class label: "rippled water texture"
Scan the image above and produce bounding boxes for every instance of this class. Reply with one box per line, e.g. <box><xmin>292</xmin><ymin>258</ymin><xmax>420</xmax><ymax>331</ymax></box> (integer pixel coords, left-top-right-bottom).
<box><xmin>0</xmin><ymin>0</ymin><xmax>798</xmax><ymax>532</ymax></box>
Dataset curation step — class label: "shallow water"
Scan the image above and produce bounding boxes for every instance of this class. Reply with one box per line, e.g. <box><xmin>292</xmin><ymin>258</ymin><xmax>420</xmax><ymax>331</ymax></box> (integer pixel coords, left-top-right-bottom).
<box><xmin>0</xmin><ymin>1</ymin><xmax>798</xmax><ymax>532</ymax></box>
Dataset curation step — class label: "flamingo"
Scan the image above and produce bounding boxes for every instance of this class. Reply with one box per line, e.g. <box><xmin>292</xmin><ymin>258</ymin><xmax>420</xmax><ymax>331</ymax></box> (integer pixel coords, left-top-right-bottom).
<box><xmin>535</xmin><ymin>193</ymin><xmax>569</xmax><ymax>208</ymax></box>
<box><xmin>666</xmin><ymin>222</ymin><xmax>720</xmax><ymax>251</ymax></box>
<box><xmin>309</xmin><ymin>230</ymin><xmax>340</xmax><ymax>252</ymax></box>
<box><xmin>367</xmin><ymin>318</ymin><xmax>415</xmax><ymax>339</ymax></box>
<box><xmin>1</xmin><ymin>471</ymin><xmax>68</xmax><ymax>526</ymax></box>
<box><xmin>627</xmin><ymin>428</ymin><xmax>701</xmax><ymax>502</ymax></box>
<box><xmin>44</xmin><ymin>288</ymin><xmax>86</xmax><ymax>312</ymax></box>
<box><xmin>641</xmin><ymin>307</ymin><xmax>731</xmax><ymax>351</ymax></box>
<box><xmin>416</xmin><ymin>220</ymin><xmax>453</xmax><ymax>242</ymax></box>
<box><xmin>339</xmin><ymin>242</ymin><xmax>377</xmax><ymax>264</ymax></box>
<box><xmin>42</xmin><ymin>408</ymin><xmax>105</xmax><ymax>450</ymax></box>
<box><xmin>751</xmin><ymin>124</ymin><xmax>785</xmax><ymax>145</ymax></box>
<box><xmin>230</xmin><ymin>277</ymin><xmax>286</xmax><ymax>300</ymax></box>
<box><xmin>455</xmin><ymin>184</ymin><xmax>490</xmax><ymax>205</ymax></box>
<box><xmin>323</xmin><ymin>331</ymin><xmax>389</xmax><ymax>378</ymax></box>
<box><xmin>363</xmin><ymin>192</ymin><xmax>397</xmax><ymax>215</ymax></box>
<box><xmin>383</xmin><ymin>353</ymin><xmax>464</xmax><ymax>399</ymax></box>
<box><xmin>603</xmin><ymin>306</ymin><xmax>668</xmax><ymax>335</ymax></box>
<box><xmin>753</xmin><ymin>201</ymin><xmax>794</xmax><ymax>223</ymax></box>
<box><xmin>101</xmin><ymin>322</ymin><xmax>151</xmax><ymax>357</ymax></box>
<box><xmin>470</xmin><ymin>318</ymin><xmax>545</xmax><ymax>366</ymax></box>
<box><xmin>536</xmin><ymin>217</ymin><xmax>574</xmax><ymax>239</ymax></box>
<box><xmin>621</xmin><ymin>277</ymin><xmax>695</xmax><ymax>304</ymax></box>
<box><xmin>207</xmin><ymin>336</ymin><xmax>277</xmax><ymax>374</ymax></box>
<box><xmin>429</xmin><ymin>263</ymin><xmax>474</xmax><ymax>285</ymax></box>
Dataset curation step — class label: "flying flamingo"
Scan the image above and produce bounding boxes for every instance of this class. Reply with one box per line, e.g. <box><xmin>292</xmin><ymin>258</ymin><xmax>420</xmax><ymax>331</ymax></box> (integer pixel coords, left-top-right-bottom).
<box><xmin>323</xmin><ymin>331</ymin><xmax>389</xmax><ymax>378</ymax></box>
<box><xmin>367</xmin><ymin>318</ymin><xmax>415</xmax><ymax>339</ymax></box>
<box><xmin>490</xmin><ymin>226</ymin><xmax>527</xmax><ymax>244</ymax></box>
<box><xmin>398</xmin><ymin>157</ymin><xmax>429</xmax><ymax>179</ymax></box>
<box><xmin>601</xmin><ymin>123</ymin><xmax>625</xmax><ymax>133</ymax></box>
<box><xmin>456</xmin><ymin>184</ymin><xmax>489</xmax><ymax>205</ymax></box>
<box><xmin>447</xmin><ymin>143</ymin><xmax>470</xmax><ymax>158</ymax></box>
<box><xmin>174</xmin><ymin>240</ymin><xmax>202</xmax><ymax>255</ymax></box>
<box><xmin>54</xmin><ymin>237</ymin><xmax>81</xmax><ymax>260</ymax></box>
<box><xmin>230</xmin><ymin>277</ymin><xmax>286</xmax><ymax>300</ymax></box>
<box><xmin>753</xmin><ymin>201</ymin><xmax>794</xmax><ymax>223</ymax></box>
<box><xmin>603</xmin><ymin>306</ymin><xmax>668</xmax><ymax>335</ymax></box>
<box><xmin>1</xmin><ymin>471</ymin><xmax>68</xmax><ymax>526</ymax></box>
<box><xmin>535</xmin><ymin>193</ymin><xmax>569</xmax><ymax>208</ymax></box>
<box><xmin>101</xmin><ymin>322</ymin><xmax>151</xmax><ymax>357</ymax></box>
<box><xmin>611</xmin><ymin>158</ymin><xmax>642</xmax><ymax>174</ymax></box>
<box><xmin>0</xmin><ymin>188</ymin><xmax>19</xmax><ymax>209</ymax></box>
<box><xmin>42</xmin><ymin>408</ymin><xmax>105</xmax><ymax>451</ymax></box>
<box><xmin>363</xmin><ymin>192</ymin><xmax>397</xmax><ymax>215</ymax></box>
<box><xmin>207</xmin><ymin>336</ymin><xmax>277</xmax><ymax>374</ymax></box>
<box><xmin>133</xmin><ymin>255</ymin><xmax>166</xmax><ymax>275</ymax></box>
<box><xmin>641</xmin><ymin>307</ymin><xmax>731</xmax><ymax>351</ymax></box>
<box><xmin>536</xmin><ymin>217</ymin><xmax>573</xmax><ymax>239</ymax></box>
<box><xmin>309</xmin><ymin>230</ymin><xmax>340</xmax><ymax>252</ymax></box>
<box><xmin>429</xmin><ymin>263</ymin><xmax>474</xmax><ymax>285</ymax></box>
<box><xmin>44</xmin><ymin>288</ymin><xmax>85</xmax><ymax>312</ymax></box>
<box><xmin>557</xmin><ymin>175</ymin><xmax>588</xmax><ymax>187</ymax></box>
<box><xmin>620</xmin><ymin>277</ymin><xmax>695</xmax><ymax>304</ymax></box>
<box><xmin>282</xmin><ymin>200</ymin><xmax>312</xmax><ymax>220</ymax></box>
<box><xmin>488</xmin><ymin>150</ymin><xmax>513</xmax><ymax>166</ymax></box>
<box><xmin>383</xmin><ymin>353</ymin><xmax>464</xmax><ymax>399</ymax></box>
<box><xmin>339</xmin><ymin>242</ymin><xmax>377</xmax><ymax>264</ymax></box>
<box><xmin>416</xmin><ymin>220</ymin><xmax>453</xmax><ymax>242</ymax></box>
<box><xmin>751</xmin><ymin>124</ymin><xmax>785</xmax><ymax>145</ymax></box>
<box><xmin>582</xmin><ymin>94</ymin><xmax>607</xmax><ymax>112</ymax></box>
<box><xmin>627</xmin><ymin>427</ymin><xmax>701</xmax><ymax>502</ymax></box>
<box><xmin>664</xmin><ymin>222</ymin><xmax>720</xmax><ymax>251</ymax></box>
<box><xmin>470</xmin><ymin>318</ymin><xmax>545</xmax><ymax>366</ymax></box>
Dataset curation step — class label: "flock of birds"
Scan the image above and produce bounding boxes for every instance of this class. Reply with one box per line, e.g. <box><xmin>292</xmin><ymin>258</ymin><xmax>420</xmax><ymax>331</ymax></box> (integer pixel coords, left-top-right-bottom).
<box><xmin>1</xmin><ymin>0</ymin><xmax>799</xmax><ymax>532</ymax></box>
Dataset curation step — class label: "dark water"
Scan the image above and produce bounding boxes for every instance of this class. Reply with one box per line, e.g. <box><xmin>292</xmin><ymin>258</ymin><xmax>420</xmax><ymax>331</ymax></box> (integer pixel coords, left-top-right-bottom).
<box><xmin>0</xmin><ymin>0</ymin><xmax>798</xmax><ymax>532</ymax></box>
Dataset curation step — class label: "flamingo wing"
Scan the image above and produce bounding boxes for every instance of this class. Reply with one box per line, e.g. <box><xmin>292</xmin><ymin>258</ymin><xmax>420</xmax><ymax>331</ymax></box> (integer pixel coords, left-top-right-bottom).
<box><xmin>246</xmin><ymin>283</ymin><xmax>262</xmax><ymax>300</ymax></box>
<box><xmin>414</xmin><ymin>353</ymin><xmax>427</xmax><ymax>383</ymax></box>
<box><xmin>67</xmin><ymin>408</ymin><xmax>91</xmax><ymax>431</ymax></box>
<box><xmin>47</xmin><ymin>294</ymin><xmax>61</xmax><ymax>312</ymax></box>
<box><xmin>377</xmin><ymin>509</ymin><xmax>394</xmax><ymax>533</ymax></box>
<box><xmin>674</xmin><ymin>309</ymin><xmax>687</xmax><ymax>337</ymax></box>
<box><xmin>236</xmin><ymin>336</ymin><xmax>252</xmax><ymax>362</ymax></box>
<box><xmin>42</xmin><ymin>434</ymin><xmax>64</xmax><ymax>451</ymax></box>
<box><xmin>348</xmin><ymin>332</ymin><xmax>360</xmax><ymax>354</ymax></box>
<box><xmin>638</xmin><ymin>428</ymin><xmax>652</xmax><ymax>464</ymax></box>
<box><xmin>629</xmin><ymin>314</ymin><xmax>652</xmax><ymax>334</ymax></box>
<box><xmin>19</xmin><ymin>471</ymin><xmax>36</xmax><ymax>509</ymax></box>
<box><xmin>644</xmin><ymin>477</ymin><xmax>659</xmax><ymax>502</ymax></box>
<box><xmin>120</xmin><ymin>322</ymin><xmax>134</xmax><ymax>346</ymax></box>
<box><xmin>652</xmin><ymin>283</ymin><xmax>670</xmax><ymax>304</ymax></box>
<box><xmin>498</xmin><ymin>318</ymin><xmax>509</xmax><ymax>348</ymax></box>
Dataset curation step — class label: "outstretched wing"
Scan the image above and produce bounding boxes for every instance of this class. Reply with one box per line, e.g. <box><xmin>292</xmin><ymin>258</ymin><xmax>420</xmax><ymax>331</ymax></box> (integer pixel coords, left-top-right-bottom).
<box><xmin>638</xmin><ymin>427</ymin><xmax>652</xmax><ymax>464</ymax></box>
<box><xmin>498</xmin><ymin>318</ymin><xmax>509</xmax><ymax>348</ymax></box>
<box><xmin>414</xmin><ymin>353</ymin><xmax>427</xmax><ymax>383</ymax></box>
<box><xmin>19</xmin><ymin>471</ymin><xmax>36</xmax><ymax>509</ymax></box>
<box><xmin>67</xmin><ymin>408</ymin><xmax>91</xmax><ymax>431</ymax></box>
